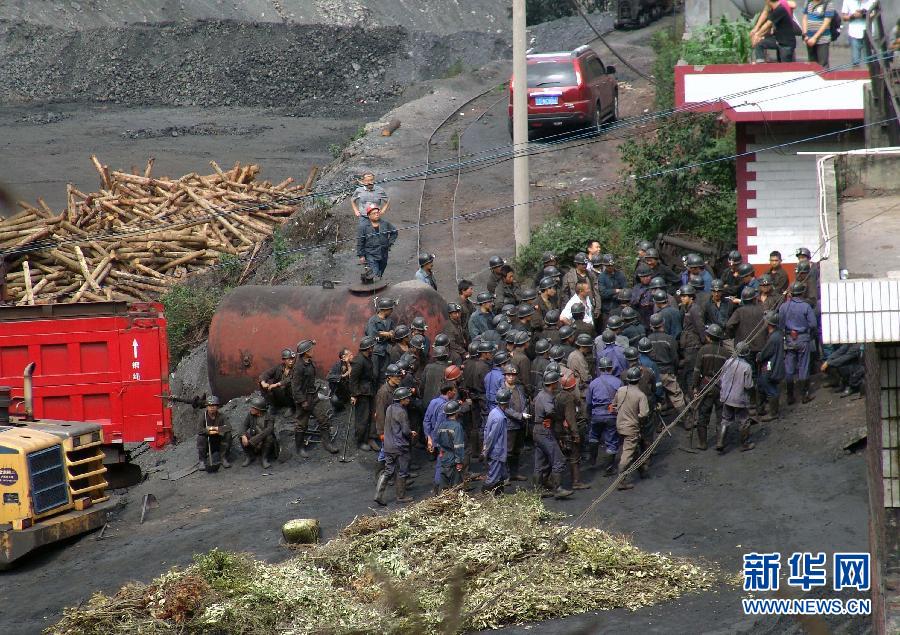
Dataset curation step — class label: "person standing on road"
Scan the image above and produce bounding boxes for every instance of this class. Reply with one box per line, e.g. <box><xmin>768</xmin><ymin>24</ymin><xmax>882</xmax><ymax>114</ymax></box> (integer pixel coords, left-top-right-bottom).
<box><xmin>350</xmin><ymin>336</ymin><xmax>379</xmax><ymax>452</ymax></box>
<box><xmin>291</xmin><ymin>339</ymin><xmax>318</xmax><ymax>458</ymax></box>
<box><xmin>532</xmin><ymin>371</ymin><xmax>574</xmax><ymax>499</ymax></box>
<box><xmin>374</xmin><ymin>364</ymin><xmax>404</xmax><ymax>448</ymax></box>
<box><xmin>557</xmin><ymin>371</ymin><xmax>591</xmax><ymax>490</ymax></box>
<box><xmin>597</xmin><ymin>254</ymin><xmax>627</xmax><ymax>320</ymax></box>
<box><xmin>779</xmin><ymin>281</ymin><xmax>818</xmax><ymax>405</ymax></box>
<box><xmin>691</xmin><ymin>324</ymin><xmax>733</xmax><ymax>451</ymax></box>
<box><xmin>612</xmin><ymin>366</ymin><xmax>650</xmax><ymax>491</ymax></box>
<box><xmin>498</xmin><ymin>365</ymin><xmax>529</xmax><ymax>482</ymax></box>
<box><xmin>766</xmin><ymin>251</ymin><xmax>790</xmax><ymax>297</ymax></box>
<box><xmin>442</xmin><ymin>303</ymin><xmax>469</xmax><ymax>365</ymax></box>
<box><xmin>415</xmin><ymin>252</ymin><xmax>437</xmax><ymax>290</ymax></box>
<box><xmin>374</xmin><ymin>387</ymin><xmax>416</xmax><ymax>505</ymax></box>
<box><xmin>561</xmin><ymin>253</ymin><xmax>599</xmax><ymax>322</ymax></box>
<box><xmin>757</xmin><ymin>311</ymin><xmax>785</xmax><ymax>422</ymax></box>
<box><xmin>240</xmin><ymin>396</ymin><xmax>276</xmax><ymax>469</ymax></box>
<box><xmin>357</xmin><ymin>206</ymin><xmax>397</xmax><ymax>281</ymax></box>
<box><xmin>487</xmin><ymin>256</ymin><xmax>506</xmax><ymax>295</ymax></box>
<box><xmin>351</xmin><ymin>172</ymin><xmax>390</xmax><ymax>226</ymax></box>
<box><xmin>197</xmin><ymin>396</ymin><xmax>232</xmax><ymax>471</ymax></box>
<box><xmin>585</xmin><ymin>357</ymin><xmax>622</xmax><ymax>475</ymax></box>
<box><xmin>482</xmin><ymin>387</ymin><xmax>511</xmax><ymax>493</ymax></box>
<box><xmin>717</xmin><ymin>343</ymin><xmax>756</xmax><ymax>453</ymax></box>
<box><xmin>435</xmin><ymin>399</ymin><xmax>467</xmax><ymax>491</ymax></box>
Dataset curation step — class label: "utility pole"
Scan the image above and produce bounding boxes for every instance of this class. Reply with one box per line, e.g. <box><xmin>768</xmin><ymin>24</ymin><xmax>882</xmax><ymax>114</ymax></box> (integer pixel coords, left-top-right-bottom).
<box><xmin>512</xmin><ymin>0</ymin><xmax>530</xmax><ymax>255</ymax></box>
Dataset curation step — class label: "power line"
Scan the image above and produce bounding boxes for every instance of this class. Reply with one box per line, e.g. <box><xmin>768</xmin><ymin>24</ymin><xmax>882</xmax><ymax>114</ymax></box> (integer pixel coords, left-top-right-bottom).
<box><xmin>4</xmin><ymin>56</ymin><xmax>887</xmax><ymax>261</ymax></box>
<box><xmin>119</xmin><ymin>116</ymin><xmax>895</xmax><ymax>281</ymax></box>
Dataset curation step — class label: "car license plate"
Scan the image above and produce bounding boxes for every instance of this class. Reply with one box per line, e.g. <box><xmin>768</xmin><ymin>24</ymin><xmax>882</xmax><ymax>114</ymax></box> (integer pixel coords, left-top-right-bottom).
<box><xmin>535</xmin><ymin>96</ymin><xmax>558</xmax><ymax>106</ymax></box>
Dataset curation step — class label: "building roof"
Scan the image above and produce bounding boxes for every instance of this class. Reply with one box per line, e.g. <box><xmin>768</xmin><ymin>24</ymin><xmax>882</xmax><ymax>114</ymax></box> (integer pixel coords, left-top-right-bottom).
<box><xmin>675</xmin><ymin>63</ymin><xmax>869</xmax><ymax>123</ymax></box>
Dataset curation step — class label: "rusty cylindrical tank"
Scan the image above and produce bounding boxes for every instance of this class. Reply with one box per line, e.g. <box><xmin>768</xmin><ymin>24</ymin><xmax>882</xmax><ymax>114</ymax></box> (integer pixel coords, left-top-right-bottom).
<box><xmin>207</xmin><ymin>281</ymin><xmax>447</xmax><ymax>403</ymax></box>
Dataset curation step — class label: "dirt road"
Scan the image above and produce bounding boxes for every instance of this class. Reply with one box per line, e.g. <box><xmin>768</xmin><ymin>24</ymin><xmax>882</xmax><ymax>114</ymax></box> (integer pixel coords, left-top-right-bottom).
<box><xmin>0</xmin><ymin>13</ymin><xmax>873</xmax><ymax>634</ymax></box>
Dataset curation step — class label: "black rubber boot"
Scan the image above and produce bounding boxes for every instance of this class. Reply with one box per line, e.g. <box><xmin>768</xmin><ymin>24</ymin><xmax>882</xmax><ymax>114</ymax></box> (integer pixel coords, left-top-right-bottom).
<box><xmin>598</xmin><ymin>453</ymin><xmax>617</xmax><ymax>476</ymax></box>
<box><xmin>319</xmin><ymin>424</ymin><xmax>339</xmax><ymax>454</ymax></box>
<box><xmin>241</xmin><ymin>448</ymin><xmax>254</xmax><ymax>467</ymax></box>
<box><xmin>716</xmin><ymin>423</ymin><xmax>730</xmax><ymax>453</ymax></box>
<box><xmin>740</xmin><ymin>426</ymin><xmax>755</xmax><ymax>451</ymax></box>
<box><xmin>551</xmin><ymin>472</ymin><xmax>573</xmax><ymax>499</ymax></box>
<box><xmin>295</xmin><ymin>431</ymin><xmax>309</xmax><ymax>458</ymax></box>
<box><xmin>756</xmin><ymin>394</ymin><xmax>768</xmax><ymax>417</ymax></box>
<box><xmin>570</xmin><ymin>463</ymin><xmax>590</xmax><ymax>490</ymax></box>
<box><xmin>761</xmin><ymin>396</ymin><xmax>780</xmax><ymax>422</ymax></box>
<box><xmin>374</xmin><ymin>470</ymin><xmax>389</xmax><ymax>506</ymax></box>
<box><xmin>696</xmin><ymin>424</ymin><xmax>708</xmax><ymax>451</ymax></box>
<box><xmin>800</xmin><ymin>379</ymin><xmax>815</xmax><ymax>404</ymax></box>
<box><xmin>396</xmin><ymin>477</ymin><xmax>413</xmax><ymax>503</ymax></box>
<box><xmin>786</xmin><ymin>381</ymin><xmax>797</xmax><ymax>405</ymax></box>
<box><xmin>587</xmin><ymin>442</ymin><xmax>599</xmax><ymax>468</ymax></box>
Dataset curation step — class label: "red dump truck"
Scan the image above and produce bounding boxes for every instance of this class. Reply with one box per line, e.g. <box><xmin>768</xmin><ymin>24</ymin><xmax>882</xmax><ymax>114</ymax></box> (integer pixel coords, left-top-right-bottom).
<box><xmin>0</xmin><ymin>302</ymin><xmax>173</xmax><ymax>464</ymax></box>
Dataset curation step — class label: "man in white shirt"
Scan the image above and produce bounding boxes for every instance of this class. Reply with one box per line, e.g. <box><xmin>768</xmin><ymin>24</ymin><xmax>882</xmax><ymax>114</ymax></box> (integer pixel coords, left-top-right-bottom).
<box><xmin>841</xmin><ymin>0</ymin><xmax>875</xmax><ymax>66</ymax></box>
<box><xmin>561</xmin><ymin>281</ymin><xmax>594</xmax><ymax>325</ymax></box>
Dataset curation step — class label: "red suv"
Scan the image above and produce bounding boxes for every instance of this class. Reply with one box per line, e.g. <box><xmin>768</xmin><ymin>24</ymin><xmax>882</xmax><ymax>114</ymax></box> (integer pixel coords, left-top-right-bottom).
<box><xmin>508</xmin><ymin>46</ymin><xmax>618</xmax><ymax>139</ymax></box>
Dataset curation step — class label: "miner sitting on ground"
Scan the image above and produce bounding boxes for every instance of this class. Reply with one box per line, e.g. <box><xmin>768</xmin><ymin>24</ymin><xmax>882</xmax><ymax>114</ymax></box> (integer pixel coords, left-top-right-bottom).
<box><xmin>197</xmin><ymin>395</ymin><xmax>232</xmax><ymax>471</ymax></box>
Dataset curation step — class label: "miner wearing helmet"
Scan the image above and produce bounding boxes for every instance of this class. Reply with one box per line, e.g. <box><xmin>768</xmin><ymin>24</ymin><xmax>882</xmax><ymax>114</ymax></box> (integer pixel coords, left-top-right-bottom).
<box><xmin>292</xmin><ymin>340</ymin><xmax>325</xmax><ymax>458</ymax></box>
<box><xmin>690</xmin><ymin>324</ymin><xmax>733</xmax><ymax>451</ymax></box>
<box><xmin>532</xmin><ymin>371</ymin><xmax>574</xmax><ymax>499</ymax></box>
<box><xmin>240</xmin><ymin>395</ymin><xmax>276</xmax><ymax>469</ymax></box>
<box><xmin>374</xmin><ymin>387</ymin><xmax>416</xmax><ymax>506</ymax></box>
<box><xmin>414</xmin><ymin>252</ymin><xmax>437</xmax><ymax>290</ymax></box>
<box><xmin>612</xmin><ymin>366</ymin><xmax>650</xmax><ymax>490</ymax></box>
<box><xmin>197</xmin><ymin>395</ymin><xmax>233</xmax><ymax>471</ymax></box>
<box><xmin>259</xmin><ymin>348</ymin><xmax>296</xmax><ymax>413</ymax></box>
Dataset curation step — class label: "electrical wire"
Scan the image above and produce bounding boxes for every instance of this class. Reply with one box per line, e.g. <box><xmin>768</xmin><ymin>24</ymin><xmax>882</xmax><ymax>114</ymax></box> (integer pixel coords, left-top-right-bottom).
<box><xmin>3</xmin><ymin>57</ymin><xmax>887</xmax><ymax>262</ymax></box>
<box><xmin>58</xmin><ymin>115</ymin><xmax>888</xmax><ymax>282</ymax></box>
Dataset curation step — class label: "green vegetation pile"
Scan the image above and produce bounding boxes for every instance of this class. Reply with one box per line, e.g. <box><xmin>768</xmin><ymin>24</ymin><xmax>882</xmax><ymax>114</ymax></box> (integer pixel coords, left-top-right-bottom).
<box><xmin>49</xmin><ymin>491</ymin><xmax>715</xmax><ymax>634</ymax></box>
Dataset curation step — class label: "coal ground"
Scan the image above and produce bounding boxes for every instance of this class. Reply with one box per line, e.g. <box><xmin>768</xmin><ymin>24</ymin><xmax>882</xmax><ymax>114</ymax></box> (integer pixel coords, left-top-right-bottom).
<box><xmin>0</xmin><ymin>9</ymin><xmax>875</xmax><ymax>634</ymax></box>
<box><xmin>0</xmin><ymin>382</ymin><xmax>870</xmax><ymax>634</ymax></box>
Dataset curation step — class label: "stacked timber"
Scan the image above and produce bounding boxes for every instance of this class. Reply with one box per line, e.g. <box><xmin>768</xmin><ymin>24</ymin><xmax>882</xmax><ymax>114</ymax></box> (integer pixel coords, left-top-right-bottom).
<box><xmin>0</xmin><ymin>156</ymin><xmax>317</xmax><ymax>304</ymax></box>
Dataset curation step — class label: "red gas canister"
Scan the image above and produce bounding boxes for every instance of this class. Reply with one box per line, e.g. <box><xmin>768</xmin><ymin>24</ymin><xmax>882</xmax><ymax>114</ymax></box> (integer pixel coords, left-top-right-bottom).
<box><xmin>207</xmin><ymin>281</ymin><xmax>447</xmax><ymax>403</ymax></box>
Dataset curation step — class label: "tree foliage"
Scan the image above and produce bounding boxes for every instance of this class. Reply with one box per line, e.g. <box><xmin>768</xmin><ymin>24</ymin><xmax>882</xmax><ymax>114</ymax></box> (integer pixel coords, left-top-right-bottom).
<box><xmin>613</xmin><ymin>113</ymin><xmax>737</xmax><ymax>242</ymax></box>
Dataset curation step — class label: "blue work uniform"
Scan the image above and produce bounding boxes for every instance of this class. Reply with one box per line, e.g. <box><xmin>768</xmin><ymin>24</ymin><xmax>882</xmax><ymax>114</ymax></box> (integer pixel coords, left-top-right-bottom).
<box><xmin>653</xmin><ymin>304</ymin><xmax>683</xmax><ymax>340</ymax></box>
<box><xmin>356</xmin><ymin>220</ymin><xmax>397</xmax><ymax>277</ymax></box>
<box><xmin>680</xmin><ymin>269</ymin><xmax>713</xmax><ymax>291</ymax></box>
<box><xmin>482</xmin><ymin>406</ymin><xmax>509</xmax><ymax>488</ymax></box>
<box><xmin>585</xmin><ymin>372</ymin><xmax>623</xmax><ymax>454</ymax></box>
<box><xmin>435</xmin><ymin>416</ymin><xmax>466</xmax><ymax>488</ymax></box>
<box><xmin>483</xmin><ymin>367</ymin><xmax>504</xmax><ymax>420</ymax></box>
<box><xmin>778</xmin><ymin>298</ymin><xmax>817</xmax><ymax>380</ymax></box>
<box><xmin>382</xmin><ymin>402</ymin><xmax>411</xmax><ymax>478</ymax></box>
<box><xmin>595</xmin><ymin>341</ymin><xmax>628</xmax><ymax>377</ymax></box>
<box><xmin>414</xmin><ymin>267</ymin><xmax>437</xmax><ymax>290</ymax></box>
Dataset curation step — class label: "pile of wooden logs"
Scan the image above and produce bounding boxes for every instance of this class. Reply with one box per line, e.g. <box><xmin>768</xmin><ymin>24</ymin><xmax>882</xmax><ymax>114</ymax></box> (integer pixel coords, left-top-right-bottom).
<box><xmin>1</xmin><ymin>156</ymin><xmax>318</xmax><ymax>304</ymax></box>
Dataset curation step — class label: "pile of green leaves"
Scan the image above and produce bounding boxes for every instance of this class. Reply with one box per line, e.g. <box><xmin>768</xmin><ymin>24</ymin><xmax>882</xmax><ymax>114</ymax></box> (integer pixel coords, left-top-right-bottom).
<box><xmin>49</xmin><ymin>492</ymin><xmax>716</xmax><ymax>634</ymax></box>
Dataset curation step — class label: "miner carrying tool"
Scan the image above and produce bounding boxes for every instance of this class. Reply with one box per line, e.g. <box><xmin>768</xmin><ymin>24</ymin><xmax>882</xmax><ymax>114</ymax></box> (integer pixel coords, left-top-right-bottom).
<box><xmin>197</xmin><ymin>395</ymin><xmax>232</xmax><ymax>471</ymax></box>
